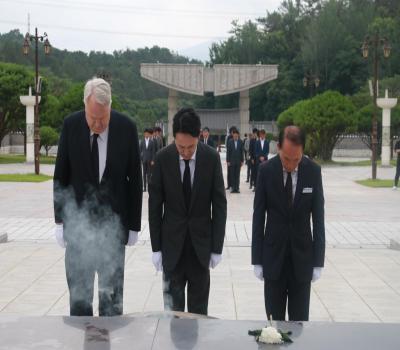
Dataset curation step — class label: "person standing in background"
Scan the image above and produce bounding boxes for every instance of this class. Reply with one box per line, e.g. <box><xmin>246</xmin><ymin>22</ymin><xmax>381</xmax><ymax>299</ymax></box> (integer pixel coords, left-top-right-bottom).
<box><xmin>244</xmin><ymin>133</ymin><xmax>251</xmax><ymax>183</ymax></box>
<box><xmin>226</xmin><ymin>128</ymin><xmax>244</xmax><ymax>194</ymax></box>
<box><xmin>202</xmin><ymin>127</ymin><xmax>216</xmax><ymax>149</ymax></box>
<box><xmin>140</xmin><ymin>128</ymin><xmax>156</xmax><ymax>192</ymax></box>
<box><xmin>249</xmin><ymin>128</ymin><xmax>258</xmax><ymax>191</ymax></box>
<box><xmin>393</xmin><ymin>138</ymin><xmax>400</xmax><ymax>190</ymax></box>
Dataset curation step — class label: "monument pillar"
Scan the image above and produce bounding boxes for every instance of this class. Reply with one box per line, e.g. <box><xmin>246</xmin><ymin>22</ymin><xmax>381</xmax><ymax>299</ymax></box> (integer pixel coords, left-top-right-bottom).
<box><xmin>377</xmin><ymin>90</ymin><xmax>397</xmax><ymax>167</ymax></box>
<box><xmin>239</xmin><ymin>90</ymin><xmax>250</xmax><ymax>136</ymax></box>
<box><xmin>168</xmin><ymin>89</ymin><xmax>178</xmax><ymax>144</ymax></box>
<box><xmin>20</xmin><ymin>87</ymin><xmax>40</xmax><ymax>163</ymax></box>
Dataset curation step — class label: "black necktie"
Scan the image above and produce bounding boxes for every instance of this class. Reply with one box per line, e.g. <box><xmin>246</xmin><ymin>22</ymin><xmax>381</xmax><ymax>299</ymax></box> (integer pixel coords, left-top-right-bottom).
<box><xmin>285</xmin><ymin>172</ymin><xmax>293</xmax><ymax>208</ymax></box>
<box><xmin>183</xmin><ymin>159</ymin><xmax>191</xmax><ymax>210</ymax></box>
<box><xmin>91</xmin><ymin>133</ymin><xmax>99</xmax><ymax>184</ymax></box>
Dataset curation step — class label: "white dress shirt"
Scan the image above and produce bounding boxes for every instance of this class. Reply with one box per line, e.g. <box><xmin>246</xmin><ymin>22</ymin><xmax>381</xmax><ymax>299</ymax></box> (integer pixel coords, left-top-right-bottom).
<box><xmin>179</xmin><ymin>148</ymin><xmax>197</xmax><ymax>186</ymax></box>
<box><xmin>145</xmin><ymin>138</ymin><xmax>149</xmax><ymax>149</ymax></box>
<box><xmin>90</xmin><ymin>127</ymin><xmax>108</xmax><ymax>183</ymax></box>
<box><xmin>260</xmin><ymin>139</ymin><xmax>265</xmax><ymax>150</ymax></box>
<box><xmin>283</xmin><ymin>166</ymin><xmax>298</xmax><ymax>201</ymax></box>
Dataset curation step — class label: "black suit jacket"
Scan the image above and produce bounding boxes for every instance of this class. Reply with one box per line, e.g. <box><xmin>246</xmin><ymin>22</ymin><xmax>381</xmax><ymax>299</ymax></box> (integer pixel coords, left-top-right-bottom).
<box><xmin>249</xmin><ymin>138</ymin><xmax>257</xmax><ymax>160</ymax></box>
<box><xmin>255</xmin><ymin>139</ymin><xmax>269</xmax><ymax>160</ymax></box>
<box><xmin>53</xmin><ymin>110</ymin><xmax>143</xmax><ymax>244</ymax></box>
<box><xmin>149</xmin><ymin>142</ymin><xmax>227</xmax><ymax>271</ymax></box>
<box><xmin>252</xmin><ymin>155</ymin><xmax>325</xmax><ymax>282</ymax></box>
<box><xmin>226</xmin><ymin>139</ymin><xmax>244</xmax><ymax>165</ymax></box>
<box><xmin>203</xmin><ymin>137</ymin><xmax>215</xmax><ymax>149</ymax></box>
<box><xmin>140</xmin><ymin>138</ymin><xmax>156</xmax><ymax>162</ymax></box>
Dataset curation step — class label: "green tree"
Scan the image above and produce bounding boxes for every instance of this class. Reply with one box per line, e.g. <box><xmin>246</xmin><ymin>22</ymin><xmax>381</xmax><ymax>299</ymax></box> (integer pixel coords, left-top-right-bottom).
<box><xmin>278</xmin><ymin>90</ymin><xmax>357</xmax><ymax>160</ymax></box>
<box><xmin>40</xmin><ymin>126</ymin><xmax>59</xmax><ymax>156</ymax></box>
<box><xmin>0</xmin><ymin>62</ymin><xmax>33</xmax><ymax>148</ymax></box>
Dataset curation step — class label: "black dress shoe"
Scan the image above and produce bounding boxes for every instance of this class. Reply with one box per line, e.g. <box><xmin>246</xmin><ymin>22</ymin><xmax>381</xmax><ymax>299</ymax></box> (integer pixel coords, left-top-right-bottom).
<box><xmin>226</xmin><ymin>187</ymin><xmax>231</xmax><ymax>190</ymax></box>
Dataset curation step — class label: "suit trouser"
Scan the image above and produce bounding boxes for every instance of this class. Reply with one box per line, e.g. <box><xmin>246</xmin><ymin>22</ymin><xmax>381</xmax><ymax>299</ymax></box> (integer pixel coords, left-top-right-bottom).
<box><xmin>251</xmin><ymin>161</ymin><xmax>258</xmax><ymax>187</ymax></box>
<box><xmin>65</xmin><ymin>240</ymin><xmax>125</xmax><ymax>316</ymax></box>
<box><xmin>142</xmin><ymin>161</ymin><xmax>152</xmax><ymax>190</ymax></box>
<box><xmin>230</xmin><ymin>163</ymin><xmax>241</xmax><ymax>191</ymax></box>
<box><xmin>227</xmin><ymin>164</ymin><xmax>231</xmax><ymax>188</ymax></box>
<box><xmin>246</xmin><ymin>159</ymin><xmax>251</xmax><ymax>181</ymax></box>
<box><xmin>395</xmin><ymin>158</ymin><xmax>400</xmax><ymax>187</ymax></box>
<box><xmin>163</xmin><ymin>234</ymin><xmax>210</xmax><ymax>315</ymax></box>
<box><xmin>264</xmin><ymin>253</ymin><xmax>311</xmax><ymax>321</ymax></box>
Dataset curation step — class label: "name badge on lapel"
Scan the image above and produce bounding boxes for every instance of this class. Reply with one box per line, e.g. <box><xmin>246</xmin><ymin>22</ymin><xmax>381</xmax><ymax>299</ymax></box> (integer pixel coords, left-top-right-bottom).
<box><xmin>302</xmin><ymin>187</ymin><xmax>313</xmax><ymax>194</ymax></box>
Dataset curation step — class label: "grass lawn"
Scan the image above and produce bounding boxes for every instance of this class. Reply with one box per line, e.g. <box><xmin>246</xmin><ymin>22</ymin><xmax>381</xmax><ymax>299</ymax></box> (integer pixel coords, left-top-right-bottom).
<box><xmin>0</xmin><ymin>154</ymin><xmax>56</xmax><ymax>164</ymax></box>
<box><xmin>356</xmin><ymin>179</ymin><xmax>394</xmax><ymax>188</ymax></box>
<box><xmin>0</xmin><ymin>173</ymin><xmax>53</xmax><ymax>182</ymax></box>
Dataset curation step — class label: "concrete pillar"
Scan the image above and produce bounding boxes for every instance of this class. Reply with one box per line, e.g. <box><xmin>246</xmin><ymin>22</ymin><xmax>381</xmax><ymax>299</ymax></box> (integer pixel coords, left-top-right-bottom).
<box><xmin>20</xmin><ymin>87</ymin><xmax>40</xmax><ymax>163</ymax></box>
<box><xmin>377</xmin><ymin>90</ymin><xmax>397</xmax><ymax>167</ymax></box>
<box><xmin>239</xmin><ymin>90</ymin><xmax>250</xmax><ymax>136</ymax></box>
<box><xmin>168</xmin><ymin>89</ymin><xmax>178</xmax><ymax>144</ymax></box>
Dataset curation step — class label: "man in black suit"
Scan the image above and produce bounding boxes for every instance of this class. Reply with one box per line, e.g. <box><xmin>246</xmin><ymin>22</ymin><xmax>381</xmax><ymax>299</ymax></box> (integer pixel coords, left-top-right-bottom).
<box><xmin>249</xmin><ymin>128</ymin><xmax>258</xmax><ymax>190</ymax></box>
<box><xmin>153</xmin><ymin>126</ymin><xmax>164</xmax><ymax>152</ymax></box>
<box><xmin>226</xmin><ymin>129</ymin><xmax>244</xmax><ymax>193</ymax></box>
<box><xmin>225</xmin><ymin>126</ymin><xmax>236</xmax><ymax>190</ymax></box>
<box><xmin>252</xmin><ymin>126</ymin><xmax>325</xmax><ymax>321</ymax></box>
<box><xmin>53</xmin><ymin>78</ymin><xmax>143</xmax><ymax>316</ymax></box>
<box><xmin>202</xmin><ymin>127</ymin><xmax>216</xmax><ymax>149</ymax></box>
<box><xmin>149</xmin><ymin>108</ymin><xmax>227</xmax><ymax>315</ymax></box>
<box><xmin>140</xmin><ymin>128</ymin><xmax>156</xmax><ymax>192</ymax></box>
<box><xmin>255</xmin><ymin>129</ymin><xmax>270</xmax><ymax>165</ymax></box>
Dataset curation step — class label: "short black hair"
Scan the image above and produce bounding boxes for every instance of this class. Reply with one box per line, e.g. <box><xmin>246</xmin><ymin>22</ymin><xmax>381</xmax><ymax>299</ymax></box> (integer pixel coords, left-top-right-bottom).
<box><xmin>154</xmin><ymin>126</ymin><xmax>162</xmax><ymax>132</ymax></box>
<box><xmin>144</xmin><ymin>128</ymin><xmax>153</xmax><ymax>134</ymax></box>
<box><xmin>259</xmin><ymin>129</ymin><xmax>266</xmax><ymax>135</ymax></box>
<box><xmin>203</xmin><ymin>127</ymin><xmax>210</xmax><ymax>132</ymax></box>
<box><xmin>173</xmin><ymin>108</ymin><xmax>201</xmax><ymax>138</ymax></box>
<box><xmin>252</xmin><ymin>128</ymin><xmax>258</xmax><ymax>134</ymax></box>
<box><xmin>232</xmin><ymin>128</ymin><xmax>239</xmax><ymax>135</ymax></box>
<box><xmin>229</xmin><ymin>126</ymin><xmax>237</xmax><ymax>134</ymax></box>
<box><xmin>278</xmin><ymin>125</ymin><xmax>306</xmax><ymax>149</ymax></box>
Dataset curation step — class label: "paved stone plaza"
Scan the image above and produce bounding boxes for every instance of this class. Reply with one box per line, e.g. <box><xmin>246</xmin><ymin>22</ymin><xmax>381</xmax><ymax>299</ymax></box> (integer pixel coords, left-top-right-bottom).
<box><xmin>0</xmin><ymin>161</ymin><xmax>399</xmax><ymax>322</ymax></box>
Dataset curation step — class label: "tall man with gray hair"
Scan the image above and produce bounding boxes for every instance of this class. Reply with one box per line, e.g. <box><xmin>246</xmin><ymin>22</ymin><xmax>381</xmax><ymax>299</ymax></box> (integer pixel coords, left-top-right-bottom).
<box><xmin>53</xmin><ymin>78</ymin><xmax>142</xmax><ymax>316</ymax></box>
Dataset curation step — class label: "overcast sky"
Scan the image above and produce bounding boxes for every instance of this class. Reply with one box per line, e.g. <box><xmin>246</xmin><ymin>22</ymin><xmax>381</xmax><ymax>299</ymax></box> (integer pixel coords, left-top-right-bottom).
<box><xmin>0</xmin><ymin>0</ymin><xmax>282</xmax><ymax>60</ymax></box>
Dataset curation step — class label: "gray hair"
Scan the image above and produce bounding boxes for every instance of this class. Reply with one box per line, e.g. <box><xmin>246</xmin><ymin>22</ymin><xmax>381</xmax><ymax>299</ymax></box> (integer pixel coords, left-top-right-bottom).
<box><xmin>83</xmin><ymin>78</ymin><xmax>112</xmax><ymax>106</ymax></box>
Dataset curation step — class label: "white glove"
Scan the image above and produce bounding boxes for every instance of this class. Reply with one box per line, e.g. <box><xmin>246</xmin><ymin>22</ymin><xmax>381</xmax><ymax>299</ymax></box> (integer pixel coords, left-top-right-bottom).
<box><xmin>152</xmin><ymin>251</ymin><xmax>163</xmax><ymax>272</ymax></box>
<box><xmin>54</xmin><ymin>224</ymin><xmax>66</xmax><ymax>248</ymax></box>
<box><xmin>127</xmin><ymin>231</ymin><xmax>139</xmax><ymax>246</ymax></box>
<box><xmin>253</xmin><ymin>265</ymin><xmax>264</xmax><ymax>281</ymax></box>
<box><xmin>209</xmin><ymin>253</ymin><xmax>222</xmax><ymax>269</ymax></box>
<box><xmin>312</xmin><ymin>267</ymin><xmax>323</xmax><ymax>283</ymax></box>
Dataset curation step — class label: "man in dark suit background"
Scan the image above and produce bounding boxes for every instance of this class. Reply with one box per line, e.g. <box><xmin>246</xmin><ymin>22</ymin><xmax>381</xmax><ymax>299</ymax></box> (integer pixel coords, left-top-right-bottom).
<box><xmin>249</xmin><ymin>128</ymin><xmax>258</xmax><ymax>190</ymax></box>
<box><xmin>149</xmin><ymin>108</ymin><xmax>227</xmax><ymax>315</ymax></box>
<box><xmin>225</xmin><ymin>126</ymin><xmax>235</xmax><ymax>190</ymax></box>
<box><xmin>202</xmin><ymin>126</ymin><xmax>216</xmax><ymax>149</ymax></box>
<box><xmin>226</xmin><ymin>128</ymin><xmax>244</xmax><ymax>193</ymax></box>
<box><xmin>153</xmin><ymin>126</ymin><xmax>164</xmax><ymax>152</ymax></box>
<box><xmin>53</xmin><ymin>78</ymin><xmax>143</xmax><ymax>316</ymax></box>
<box><xmin>140</xmin><ymin>128</ymin><xmax>156</xmax><ymax>192</ymax></box>
<box><xmin>252</xmin><ymin>125</ymin><xmax>325</xmax><ymax>321</ymax></box>
<box><xmin>255</xmin><ymin>129</ymin><xmax>270</xmax><ymax>165</ymax></box>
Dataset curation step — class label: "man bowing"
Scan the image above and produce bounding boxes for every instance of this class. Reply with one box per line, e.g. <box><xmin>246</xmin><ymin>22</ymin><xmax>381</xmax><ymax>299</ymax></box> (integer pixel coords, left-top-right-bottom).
<box><xmin>53</xmin><ymin>78</ymin><xmax>142</xmax><ymax>316</ymax></box>
<box><xmin>252</xmin><ymin>126</ymin><xmax>325</xmax><ymax>321</ymax></box>
<box><xmin>149</xmin><ymin>108</ymin><xmax>227</xmax><ymax>315</ymax></box>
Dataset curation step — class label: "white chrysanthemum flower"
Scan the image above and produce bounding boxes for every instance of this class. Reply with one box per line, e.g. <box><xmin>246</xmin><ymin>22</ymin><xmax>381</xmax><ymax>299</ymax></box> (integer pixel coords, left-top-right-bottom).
<box><xmin>258</xmin><ymin>326</ymin><xmax>283</xmax><ymax>344</ymax></box>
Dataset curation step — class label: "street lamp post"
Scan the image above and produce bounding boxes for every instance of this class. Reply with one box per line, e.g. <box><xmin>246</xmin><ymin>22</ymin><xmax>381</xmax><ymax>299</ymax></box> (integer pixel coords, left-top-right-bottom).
<box><xmin>303</xmin><ymin>73</ymin><xmax>320</xmax><ymax>97</ymax></box>
<box><xmin>361</xmin><ymin>33</ymin><xmax>391</xmax><ymax>180</ymax></box>
<box><xmin>23</xmin><ymin>28</ymin><xmax>51</xmax><ymax>175</ymax></box>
